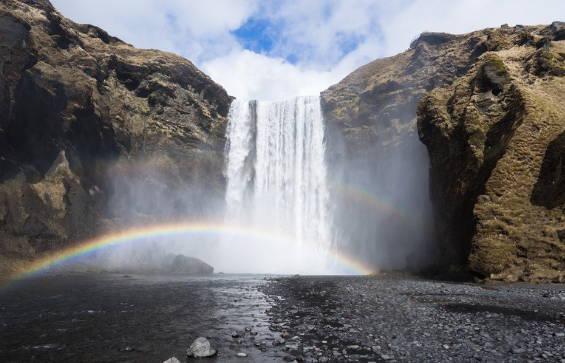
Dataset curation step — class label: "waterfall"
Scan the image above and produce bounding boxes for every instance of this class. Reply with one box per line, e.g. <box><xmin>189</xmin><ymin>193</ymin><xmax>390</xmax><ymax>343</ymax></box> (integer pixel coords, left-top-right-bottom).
<box><xmin>223</xmin><ymin>96</ymin><xmax>333</xmax><ymax>273</ymax></box>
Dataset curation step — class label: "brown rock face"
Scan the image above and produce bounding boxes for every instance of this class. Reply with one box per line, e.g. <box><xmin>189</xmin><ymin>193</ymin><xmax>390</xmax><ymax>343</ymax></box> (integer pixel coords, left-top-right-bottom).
<box><xmin>0</xmin><ymin>0</ymin><xmax>231</xmax><ymax>272</ymax></box>
<box><xmin>418</xmin><ymin>24</ymin><xmax>565</xmax><ymax>282</ymax></box>
<box><xmin>323</xmin><ymin>22</ymin><xmax>564</xmax><ymax>280</ymax></box>
<box><xmin>319</xmin><ymin>26</ymin><xmax>494</xmax><ymax>271</ymax></box>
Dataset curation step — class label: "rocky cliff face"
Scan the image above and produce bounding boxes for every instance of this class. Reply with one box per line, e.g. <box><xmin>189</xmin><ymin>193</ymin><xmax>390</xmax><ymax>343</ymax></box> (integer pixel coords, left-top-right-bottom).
<box><xmin>418</xmin><ymin>23</ymin><xmax>565</xmax><ymax>282</ymax></box>
<box><xmin>1</xmin><ymin>0</ymin><xmax>562</xmax><ymax>282</ymax></box>
<box><xmin>0</xmin><ymin>0</ymin><xmax>231</xmax><ymax>272</ymax></box>
<box><xmin>322</xmin><ymin>22</ymin><xmax>564</xmax><ymax>281</ymax></box>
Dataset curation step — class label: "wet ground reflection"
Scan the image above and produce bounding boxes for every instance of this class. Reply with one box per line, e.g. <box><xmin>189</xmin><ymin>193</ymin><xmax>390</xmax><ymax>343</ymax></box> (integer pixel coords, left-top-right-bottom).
<box><xmin>0</xmin><ymin>273</ymin><xmax>280</xmax><ymax>362</ymax></box>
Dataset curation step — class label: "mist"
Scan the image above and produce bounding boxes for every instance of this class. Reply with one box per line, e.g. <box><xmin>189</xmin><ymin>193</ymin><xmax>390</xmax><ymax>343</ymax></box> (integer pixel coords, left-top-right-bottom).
<box><xmin>74</xmin><ymin>93</ymin><xmax>435</xmax><ymax>276</ymax></box>
<box><xmin>326</xmin><ymin>119</ymin><xmax>436</xmax><ymax>273</ymax></box>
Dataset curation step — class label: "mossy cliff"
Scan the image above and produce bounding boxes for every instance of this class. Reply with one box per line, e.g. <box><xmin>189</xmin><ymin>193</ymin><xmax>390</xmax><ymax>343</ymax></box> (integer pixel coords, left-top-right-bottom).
<box><xmin>323</xmin><ymin>22</ymin><xmax>564</xmax><ymax>281</ymax></box>
<box><xmin>418</xmin><ymin>25</ymin><xmax>565</xmax><ymax>282</ymax></box>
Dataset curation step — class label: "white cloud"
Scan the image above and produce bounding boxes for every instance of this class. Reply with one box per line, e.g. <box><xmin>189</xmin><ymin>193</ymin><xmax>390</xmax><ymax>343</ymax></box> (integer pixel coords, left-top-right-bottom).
<box><xmin>378</xmin><ymin>0</ymin><xmax>565</xmax><ymax>56</ymax></box>
<box><xmin>258</xmin><ymin>0</ymin><xmax>386</xmax><ymax>67</ymax></box>
<box><xmin>202</xmin><ymin>50</ymin><xmax>342</xmax><ymax>101</ymax></box>
<box><xmin>51</xmin><ymin>0</ymin><xmax>565</xmax><ymax>100</ymax></box>
<box><xmin>201</xmin><ymin>39</ymin><xmax>384</xmax><ymax>101</ymax></box>
<box><xmin>51</xmin><ymin>0</ymin><xmax>257</xmax><ymax>61</ymax></box>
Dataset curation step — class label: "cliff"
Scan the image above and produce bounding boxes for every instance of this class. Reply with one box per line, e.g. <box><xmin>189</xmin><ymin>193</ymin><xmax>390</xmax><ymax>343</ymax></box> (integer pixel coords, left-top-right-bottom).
<box><xmin>322</xmin><ymin>22</ymin><xmax>564</xmax><ymax>281</ymax></box>
<box><xmin>418</xmin><ymin>23</ymin><xmax>565</xmax><ymax>282</ymax></box>
<box><xmin>0</xmin><ymin>0</ymin><xmax>231</xmax><ymax>273</ymax></box>
<box><xmin>1</xmin><ymin>0</ymin><xmax>563</xmax><ymax>282</ymax></box>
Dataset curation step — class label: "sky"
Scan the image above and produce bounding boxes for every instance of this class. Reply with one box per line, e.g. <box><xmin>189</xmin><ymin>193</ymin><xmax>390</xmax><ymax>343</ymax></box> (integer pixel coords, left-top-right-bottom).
<box><xmin>51</xmin><ymin>0</ymin><xmax>564</xmax><ymax>101</ymax></box>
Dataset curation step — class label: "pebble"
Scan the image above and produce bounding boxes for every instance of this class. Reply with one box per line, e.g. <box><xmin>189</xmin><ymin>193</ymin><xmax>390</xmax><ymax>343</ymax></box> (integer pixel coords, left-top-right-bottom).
<box><xmin>186</xmin><ymin>337</ymin><xmax>216</xmax><ymax>358</ymax></box>
<box><xmin>259</xmin><ymin>275</ymin><xmax>565</xmax><ymax>362</ymax></box>
<box><xmin>236</xmin><ymin>352</ymin><xmax>247</xmax><ymax>357</ymax></box>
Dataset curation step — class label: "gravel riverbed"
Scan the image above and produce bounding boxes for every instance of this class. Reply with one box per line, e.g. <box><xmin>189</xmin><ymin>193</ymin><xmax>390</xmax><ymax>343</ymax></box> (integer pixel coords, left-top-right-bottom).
<box><xmin>261</xmin><ymin>274</ymin><xmax>565</xmax><ymax>362</ymax></box>
<box><xmin>0</xmin><ymin>273</ymin><xmax>563</xmax><ymax>362</ymax></box>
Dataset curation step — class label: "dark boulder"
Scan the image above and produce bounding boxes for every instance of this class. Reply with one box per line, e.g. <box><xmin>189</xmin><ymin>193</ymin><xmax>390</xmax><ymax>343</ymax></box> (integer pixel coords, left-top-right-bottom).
<box><xmin>168</xmin><ymin>254</ymin><xmax>214</xmax><ymax>275</ymax></box>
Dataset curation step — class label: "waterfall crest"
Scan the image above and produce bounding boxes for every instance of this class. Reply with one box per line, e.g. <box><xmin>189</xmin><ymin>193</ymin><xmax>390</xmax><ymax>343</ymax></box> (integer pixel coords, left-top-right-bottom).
<box><xmin>223</xmin><ymin>96</ymin><xmax>333</xmax><ymax>273</ymax></box>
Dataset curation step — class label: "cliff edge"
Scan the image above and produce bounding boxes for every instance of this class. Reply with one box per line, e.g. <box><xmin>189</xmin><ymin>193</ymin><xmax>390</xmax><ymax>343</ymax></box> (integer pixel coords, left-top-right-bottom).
<box><xmin>0</xmin><ymin>0</ymin><xmax>231</xmax><ymax>273</ymax></box>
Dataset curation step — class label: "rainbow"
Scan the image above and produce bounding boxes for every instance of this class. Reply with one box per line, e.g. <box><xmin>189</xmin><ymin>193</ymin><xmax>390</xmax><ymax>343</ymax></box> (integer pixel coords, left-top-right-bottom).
<box><xmin>5</xmin><ymin>222</ymin><xmax>376</xmax><ymax>283</ymax></box>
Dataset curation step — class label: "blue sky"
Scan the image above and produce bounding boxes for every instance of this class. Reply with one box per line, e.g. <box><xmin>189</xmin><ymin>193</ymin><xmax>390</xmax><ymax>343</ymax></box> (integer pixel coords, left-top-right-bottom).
<box><xmin>51</xmin><ymin>0</ymin><xmax>564</xmax><ymax>100</ymax></box>
<box><xmin>234</xmin><ymin>18</ymin><xmax>275</xmax><ymax>55</ymax></box>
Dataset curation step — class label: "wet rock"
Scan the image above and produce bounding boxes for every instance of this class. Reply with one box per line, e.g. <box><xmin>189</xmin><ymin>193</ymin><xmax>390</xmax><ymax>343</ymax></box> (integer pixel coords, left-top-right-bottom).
<box><xmin>186</xmin><ymin>337</ymin><xmax>216</xmax><ymax>358</ymax></box>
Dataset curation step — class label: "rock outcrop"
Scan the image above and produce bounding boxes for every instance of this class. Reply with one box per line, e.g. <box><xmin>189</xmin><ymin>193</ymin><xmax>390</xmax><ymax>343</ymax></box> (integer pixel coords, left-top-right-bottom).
<box><xmin>320</xmin><ymin>25</ymin><xmax>492</xmax><ymax>271</ymax></box>
<box><xmin>322</xmin><ymin>22</ymin><xmax>564</xmax><ymax>281</ymax></box>
<box><xmin>0</xmin><ymin>0</ymin><xmax>231</xmax><ymax>273</ymax></box>
<box><xmin>418</xmin><ymin>23</ymin><xmax>565</xmax><ymax>282</ymax></box>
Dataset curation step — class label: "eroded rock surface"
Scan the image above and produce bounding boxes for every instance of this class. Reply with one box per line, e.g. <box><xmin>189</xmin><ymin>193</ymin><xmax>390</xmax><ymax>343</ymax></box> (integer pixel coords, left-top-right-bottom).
<box><xmin>323</xmin><ymin>23</ymin><xmax>565</xmax><ymax>281</ymax></box>
<box><xmin>0</xmin><ymin>0</ymin><xmax>231</xmax><ymax>273</ymax></box>
<box><xmin>418</xmin><ymin>24</ymin><xmax>565</xmax><ymax>282</ymax></box>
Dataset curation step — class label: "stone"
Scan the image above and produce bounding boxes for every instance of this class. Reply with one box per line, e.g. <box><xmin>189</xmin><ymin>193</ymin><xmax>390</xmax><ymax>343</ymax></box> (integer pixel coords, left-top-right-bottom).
<box><xmin>236</xmin><ymin>352</ymin><xmax>247</xmax><ymax>357</ymax></box>
<box><xmin>163</xmin><ymin>358</ymin><xmax>181</xmax><ymax>363</ymax></box>
<box><xmin>168</xmin><ymin>255</ymin><xmax>214</xmax><ymax>275</ymax></box>
<box><xmin>186</xmin><ymin>337</ymin><xmax>216</xmax><ymax>358</ymax></box>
